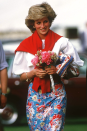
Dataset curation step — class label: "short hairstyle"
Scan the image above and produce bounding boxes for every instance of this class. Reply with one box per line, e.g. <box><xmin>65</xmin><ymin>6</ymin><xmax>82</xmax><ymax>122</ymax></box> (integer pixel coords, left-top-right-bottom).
<box><xmin>25</xmin><ymin>2</ymin><xmax>57</xmax><ymax>33</ymax></box>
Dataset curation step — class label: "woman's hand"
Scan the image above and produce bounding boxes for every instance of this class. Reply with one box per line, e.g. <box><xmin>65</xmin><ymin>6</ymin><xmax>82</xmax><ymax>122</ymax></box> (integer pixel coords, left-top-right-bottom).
<box><xmin>34</xmin><ymin>68</ymin><xmax>47</xmax><ymax>78</ymax></box>
<box><xmin>45</xmin><ymin>65</ymin><xmax>56</xmax><ymax>75</ymax></box>
<box><xmin>20</xmin><ymin>68</ymin><xmax>47</xmax><ymax>81</ymax></box>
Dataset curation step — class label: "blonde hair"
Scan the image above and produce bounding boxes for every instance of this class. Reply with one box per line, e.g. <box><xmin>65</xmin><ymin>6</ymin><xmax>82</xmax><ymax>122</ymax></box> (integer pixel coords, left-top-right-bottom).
<box><xmin>25</xmin><ymin>2</ymin><xmax>57</xmax><ymax>33</ymax></box>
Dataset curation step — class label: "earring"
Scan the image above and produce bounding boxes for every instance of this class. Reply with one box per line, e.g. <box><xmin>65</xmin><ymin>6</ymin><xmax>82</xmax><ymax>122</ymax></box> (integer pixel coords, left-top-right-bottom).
<box><xmin>33</xmin><ymin>26</ymin><xmax>35</xmax><ymax>28</ymax></box>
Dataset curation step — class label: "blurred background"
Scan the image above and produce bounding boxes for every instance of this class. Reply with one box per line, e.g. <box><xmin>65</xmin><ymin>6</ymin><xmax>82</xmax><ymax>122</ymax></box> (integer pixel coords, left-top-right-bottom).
<box><xmin>0</xmin><ymin>0</ymin><xmax>87</xmax><ymax>131</ymax></box>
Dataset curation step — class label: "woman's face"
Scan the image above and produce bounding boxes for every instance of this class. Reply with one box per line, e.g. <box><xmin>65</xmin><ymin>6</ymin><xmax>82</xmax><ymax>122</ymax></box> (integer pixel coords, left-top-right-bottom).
<box><xmin>34</xmin><ymin>17</ymin><xmax>50</xmax><ymax>39</ymax></box>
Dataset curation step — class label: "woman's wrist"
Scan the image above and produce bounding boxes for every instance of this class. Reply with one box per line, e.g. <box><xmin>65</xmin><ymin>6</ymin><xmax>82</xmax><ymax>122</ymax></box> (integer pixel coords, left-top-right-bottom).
<box><xmin>33</xmin><ymin>69</ymin><xmax>37</xmax><ymax>76</ymax></box>
<box><xmin>26</xmin><ymin>70</ymin><xmax>36</xmax><ymax>82</ymax></box>
<box><xmin>25</xmin><ymin>72</ymin><xmax>32</xmax><ymax>82</ymax></box>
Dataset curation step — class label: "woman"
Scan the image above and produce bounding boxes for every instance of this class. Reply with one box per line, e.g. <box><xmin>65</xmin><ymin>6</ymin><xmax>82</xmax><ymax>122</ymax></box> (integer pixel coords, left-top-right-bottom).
<box><xmin>12</xmin><ymin>2</ymin><xmax>84</xmax><ymax>131</ymax></box>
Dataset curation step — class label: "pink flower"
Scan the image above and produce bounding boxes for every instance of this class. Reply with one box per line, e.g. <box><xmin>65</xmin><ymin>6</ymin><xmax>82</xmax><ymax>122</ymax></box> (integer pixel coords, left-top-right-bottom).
<box><xmin>31</xmin><ymin>50</ymin><xmax>58</xmax><ymax>68</ymax></box>
<box><xmin>31</xmin><ymin>55</ymin><xmax>39</xmax><ymax>67</ymax></box>
<box><xmin>41</xmin><ymin>51</ymin><xmax>52</xmax><ymax>65</ymax></box>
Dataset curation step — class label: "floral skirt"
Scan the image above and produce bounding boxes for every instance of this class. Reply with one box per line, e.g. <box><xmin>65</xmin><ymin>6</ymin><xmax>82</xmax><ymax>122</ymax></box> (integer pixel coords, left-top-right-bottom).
<box><xmin>26</xmin><ymin>82</ymin><xmax>67</xmax><ymax>131</ymax></box>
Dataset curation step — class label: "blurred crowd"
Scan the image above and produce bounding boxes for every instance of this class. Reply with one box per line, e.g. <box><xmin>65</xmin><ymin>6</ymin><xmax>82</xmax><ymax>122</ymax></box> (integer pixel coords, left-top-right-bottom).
<box><xmin>79</xmin><ymin>22</ymin><xmax>87</xmax><ymax>53</ymax></box>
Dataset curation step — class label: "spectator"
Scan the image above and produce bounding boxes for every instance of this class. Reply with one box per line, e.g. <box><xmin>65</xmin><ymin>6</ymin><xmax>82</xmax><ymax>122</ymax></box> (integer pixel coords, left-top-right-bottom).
<box><xmin>0</xmin><ymin>41</ymin><xmax>8</xmax><ymax>131</ymax></box>
<box><xmin>79</xmin><ymin>22</ymin><xmax>87</xmax><ymax>53</ymax></box>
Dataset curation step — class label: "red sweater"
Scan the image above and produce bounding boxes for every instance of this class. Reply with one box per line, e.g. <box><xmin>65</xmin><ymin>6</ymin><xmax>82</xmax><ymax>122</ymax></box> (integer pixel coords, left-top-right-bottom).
<box><xmin>15</xmin><ymin>29</ymin><xmax>62</xmax><ymax>93</ymax></box>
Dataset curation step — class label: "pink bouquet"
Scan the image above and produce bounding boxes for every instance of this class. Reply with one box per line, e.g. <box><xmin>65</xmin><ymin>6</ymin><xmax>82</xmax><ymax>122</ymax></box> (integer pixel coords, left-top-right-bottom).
<box><xmin>31</xmin><ymin>50</ymin><xmax>58</xmax><ymax>68</ymax></box>
<box><xmin>31</xmin><ymin>50</ymin><xmax>58</xmax><ymax>93</ymax></box>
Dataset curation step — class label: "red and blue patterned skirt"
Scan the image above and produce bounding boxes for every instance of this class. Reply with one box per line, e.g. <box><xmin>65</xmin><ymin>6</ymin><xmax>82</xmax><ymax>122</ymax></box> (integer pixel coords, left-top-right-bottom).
<box><xmin>26</xmin><ymin>82</ymin><xmax>67</xmax><ymax>131</ymax></box>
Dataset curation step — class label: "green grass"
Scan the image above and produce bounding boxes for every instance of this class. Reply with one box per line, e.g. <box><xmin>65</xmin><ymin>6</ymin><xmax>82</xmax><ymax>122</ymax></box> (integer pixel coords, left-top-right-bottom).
<box><xmin>3</xmin><ymin>117</ymin><xmax>87</xmax><ymax>131</ymax></box>
<box><xmin>64</xmin><ymin>125</ymin><xmax>87</xmax><ymax>131</ymax></box>
<box><xmin>4</xmin><ymin>125</ymin><xmax>87</xmax><ymax>131</ymax></box>
<box><xmin>4</xmin><ymin>126</ymin><xmax>30</xmax><ymax>131</ymax></box>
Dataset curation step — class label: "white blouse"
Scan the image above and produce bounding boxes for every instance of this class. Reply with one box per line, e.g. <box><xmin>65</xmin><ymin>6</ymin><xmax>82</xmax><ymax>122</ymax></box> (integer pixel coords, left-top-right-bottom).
<box><xmin>12</xmin><ymin>37</ymin><xmax>84</xmax><ymax>75</ymax></box>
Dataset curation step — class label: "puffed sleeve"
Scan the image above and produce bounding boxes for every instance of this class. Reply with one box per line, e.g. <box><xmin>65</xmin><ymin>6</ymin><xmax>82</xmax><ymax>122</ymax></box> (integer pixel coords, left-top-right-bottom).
<box><xmin>62</xmin><ymin>38</ymin><xmax>84</xmax><ymax>67</ymax></box>
<box><xmin>52</xmin><ymin>37</ymin><xmax>84</xmax><ymax>68</ymax></box>
<box><xmin>12</xmin><ymin>52</ymin><xmax>34</xmax><ymax>75</ymax></box>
